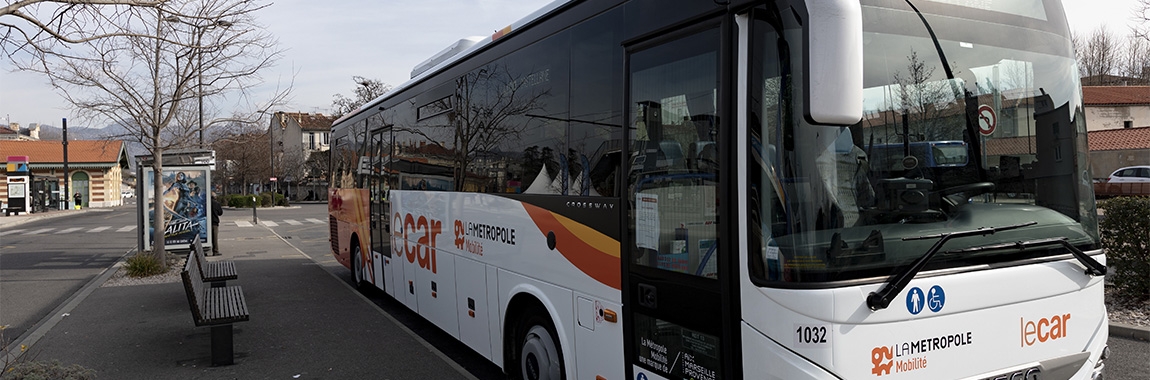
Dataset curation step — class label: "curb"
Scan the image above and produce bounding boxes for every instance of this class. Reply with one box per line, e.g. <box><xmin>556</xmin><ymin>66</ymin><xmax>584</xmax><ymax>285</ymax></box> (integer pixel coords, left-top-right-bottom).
<box><xmin>2</xmin><ymin>246</ymin><xmax>136</xmax><ymax>363</ymax></box>
<box><xmin>1109</xmin><ymin>322</ymin><xmax>1150</xmax><ymax>341</ymax></box>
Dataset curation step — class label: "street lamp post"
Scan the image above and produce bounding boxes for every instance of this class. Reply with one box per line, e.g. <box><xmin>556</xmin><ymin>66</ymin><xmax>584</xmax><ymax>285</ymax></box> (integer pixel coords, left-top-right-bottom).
<box><xmin>256</xmin><ymin>110</ymin><xmax>281</xmax><ymax>196</ymax></box>
<box><xmin>164</xmin><ymin>17</ymin><xmax>232</xmax><ymax>149</ymax></box>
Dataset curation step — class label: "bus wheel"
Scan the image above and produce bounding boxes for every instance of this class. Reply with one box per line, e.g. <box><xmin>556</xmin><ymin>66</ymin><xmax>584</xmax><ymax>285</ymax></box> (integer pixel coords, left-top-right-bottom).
<box><xmin>350</xmin><ymin>241</ymin><xmax>364</xmax><ymax>288</ymax></box>
<box><xmin>517</xmin><ymin>314</ymin><xmax>563</xmax><ymax>380</ymax></box>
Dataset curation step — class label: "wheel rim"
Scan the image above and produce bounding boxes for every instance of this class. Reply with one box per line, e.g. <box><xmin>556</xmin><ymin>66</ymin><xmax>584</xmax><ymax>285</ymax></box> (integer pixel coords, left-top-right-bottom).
<box><xmin>520</xmin><ymin>325</ymin><xmax>560</xmax><ymax>380</ymax></box>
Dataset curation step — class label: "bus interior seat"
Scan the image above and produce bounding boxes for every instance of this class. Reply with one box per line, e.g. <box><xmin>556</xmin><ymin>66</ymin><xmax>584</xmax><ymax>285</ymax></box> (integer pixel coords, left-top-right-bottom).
<box><xmin>657</xmin><ymin>140</ymin><xmax>685</xmax><ymax>169</ymax></box>
<box><xmin>689</xmin><ymin>141</ymin><xmax>718</xmax><ymax>172</ymax></box>
<box><xmin>819</xmin><ymin>131</ymin><xmax>873</xmax><ymax>227</ymax></box>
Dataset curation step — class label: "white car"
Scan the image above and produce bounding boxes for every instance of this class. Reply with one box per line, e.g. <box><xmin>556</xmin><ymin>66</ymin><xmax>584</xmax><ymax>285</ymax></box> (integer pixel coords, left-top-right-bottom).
<box><xmin>121</xmin><ymin>189</ymin><xmax>134</xmax><ymax>198</ymax></box>
<box><xmin>1107</xmin><ymin>165</ymin><xmax>1150</xmax><ymax>183</ymax></box>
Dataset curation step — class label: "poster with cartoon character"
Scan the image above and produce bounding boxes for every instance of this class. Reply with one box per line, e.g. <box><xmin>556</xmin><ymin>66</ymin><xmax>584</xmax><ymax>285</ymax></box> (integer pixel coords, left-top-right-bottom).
<box><xmin>142</xmin><ymin>166</ymin><xmax>212</xmax><ymax>252</ymax></box>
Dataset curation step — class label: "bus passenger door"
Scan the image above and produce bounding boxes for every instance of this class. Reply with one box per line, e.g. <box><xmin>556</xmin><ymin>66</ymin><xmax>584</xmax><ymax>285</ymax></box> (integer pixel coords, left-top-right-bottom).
<box><xmin>369</xmin><ymin>129</ymin><xmax>390</xmax><ymax>290</ymax></box>
<box><xmin>624</xmin><ymin>22</ymin><xmax>732</xmax><ymax>380</ymax></box>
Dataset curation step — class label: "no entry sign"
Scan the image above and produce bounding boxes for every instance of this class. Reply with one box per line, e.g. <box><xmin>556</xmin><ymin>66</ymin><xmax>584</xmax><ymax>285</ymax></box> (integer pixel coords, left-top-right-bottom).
<box><xmin>977</xmin><ymin>104</ymin><xmax>997</xmax><ymax>136</ymax></box>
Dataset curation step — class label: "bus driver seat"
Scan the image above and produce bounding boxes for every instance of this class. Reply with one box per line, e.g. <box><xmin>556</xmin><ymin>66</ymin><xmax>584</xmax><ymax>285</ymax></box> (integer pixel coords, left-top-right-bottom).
<box><xmin>815</xmin><ymin>130</ymin><xmax>874</xmax><ymax>227</ymax></box>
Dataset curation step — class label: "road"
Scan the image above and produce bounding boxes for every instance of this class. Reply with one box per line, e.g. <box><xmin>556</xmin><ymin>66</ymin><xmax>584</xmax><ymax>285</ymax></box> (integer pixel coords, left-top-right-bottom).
<box><xmin>2</xmin><ymin>202</ymin><xmax>1146</xmax><ymax>379</ymax></box>
<box><xmin>0</xmin><ymin>206</ymin><xmax>137</xmax><ymax>342</ymax></box>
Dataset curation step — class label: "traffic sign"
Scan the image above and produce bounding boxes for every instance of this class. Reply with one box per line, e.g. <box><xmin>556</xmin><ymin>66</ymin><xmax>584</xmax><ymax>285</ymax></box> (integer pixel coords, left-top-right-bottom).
<box><xmin>977</xmin><ymin>104</ymin><xmax>996</xmax><ymax>136</ymax></box>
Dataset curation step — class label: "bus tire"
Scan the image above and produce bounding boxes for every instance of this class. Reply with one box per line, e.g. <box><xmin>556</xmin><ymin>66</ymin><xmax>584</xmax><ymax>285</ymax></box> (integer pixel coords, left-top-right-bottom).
<box><xmin>350</xmin><ymin>239</ymin><xmax>365</xmax><ymax>288</ymax></box>
<box><xmin>514</xmin><ymin>311</ymin><xmax>564</xmax><ymax>380</ymax></box>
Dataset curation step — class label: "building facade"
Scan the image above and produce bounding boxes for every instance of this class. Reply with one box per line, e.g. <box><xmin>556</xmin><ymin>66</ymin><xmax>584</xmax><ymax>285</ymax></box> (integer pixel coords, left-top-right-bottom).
<box><xmin>0</xmin><ymin>123</ymin><xmax>43</xmax><ymax>141</ymax></box>
<box><xmin>1082</xmin><ymin>86</ymin><xmax>1150</xmax><ymax>131</ymax></box>
<box><xmin>267</xmin><ymin>112</ymin><xmax>335</xmax><ymax>198</ymax></box>
<box><xmin>1</xmin><ymin>140</ymin><xmax>130</xmax><ymax>211</ymax></box>
<box><xmin>1082</xmin><ymin>86</ymin><xmax>1150</xmax><ymax>178</ymax></box>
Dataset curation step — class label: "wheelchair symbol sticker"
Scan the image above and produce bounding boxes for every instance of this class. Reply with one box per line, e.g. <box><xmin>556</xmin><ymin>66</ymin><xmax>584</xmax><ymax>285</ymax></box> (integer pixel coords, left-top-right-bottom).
<box><xmin>927</xmin><ymin>285</ymin><xmax>946</xmax><ymax>313</ymax></box>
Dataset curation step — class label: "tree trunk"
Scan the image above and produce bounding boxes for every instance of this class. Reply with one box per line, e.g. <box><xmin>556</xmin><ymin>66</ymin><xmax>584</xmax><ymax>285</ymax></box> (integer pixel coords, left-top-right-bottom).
<box><xmin>151</xmin><ymin>138</ymin><xmax>167</xmax><ymax>270</ymax></box>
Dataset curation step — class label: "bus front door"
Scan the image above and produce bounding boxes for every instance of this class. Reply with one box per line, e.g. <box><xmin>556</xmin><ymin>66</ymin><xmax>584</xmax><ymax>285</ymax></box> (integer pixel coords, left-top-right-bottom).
<box><xmin>624</xmin><ymin>21</ymin><xmax>733</xmax><ymax>380</ymax></box>
<box><xmin>369</xmin><ymin>128</ymin><xmax>390</xmax><ymax>290</ymax></box>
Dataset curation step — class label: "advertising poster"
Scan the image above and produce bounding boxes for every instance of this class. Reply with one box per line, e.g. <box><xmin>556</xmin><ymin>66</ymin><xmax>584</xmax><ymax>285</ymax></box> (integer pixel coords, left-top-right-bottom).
<box><xmin>142</xmin><ymin>166</ymin><xmax>212</xmax><ymax>252</ymax></box>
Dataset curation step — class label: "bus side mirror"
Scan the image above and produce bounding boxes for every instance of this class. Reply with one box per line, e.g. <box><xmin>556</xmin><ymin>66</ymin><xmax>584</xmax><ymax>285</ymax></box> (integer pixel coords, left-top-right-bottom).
<box><xmin>797</xmin><ymin>0</ymin><xmax>864</xmax><ymax>125</ymax></box>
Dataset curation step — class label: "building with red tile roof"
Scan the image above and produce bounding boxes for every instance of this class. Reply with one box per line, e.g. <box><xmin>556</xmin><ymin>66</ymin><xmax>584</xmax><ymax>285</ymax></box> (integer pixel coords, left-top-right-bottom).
<box><xmin>1088</xmin><ymin>126</ymin><xmax>1150</xmax><ymax>151</ymax></box>
<box><xmin>1</xmin><ymin>140</ymin><xmax>130</xmax><ymax>211</ymax></box>
<box><xmin>1081</xmin><ymin>86</ymin><xmax>1150</xmax><ymax>178</ymax></box>
<box><xmin>1082</xmin><ymin>86</ymin><xmax>1150</xmax><ymax>131</ymax></box>
<box><xmin>1086</xmin><ymin>127</ymin><xmax>1150</xmax><ymax>179</ymax></box>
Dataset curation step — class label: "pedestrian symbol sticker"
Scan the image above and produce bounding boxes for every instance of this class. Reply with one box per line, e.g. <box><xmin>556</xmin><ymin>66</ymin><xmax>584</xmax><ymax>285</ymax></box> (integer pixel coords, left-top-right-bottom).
<box><xmin>906</xmin><ymin>287</ymin><xmax>925</xmax><ymax>315</ymax></box>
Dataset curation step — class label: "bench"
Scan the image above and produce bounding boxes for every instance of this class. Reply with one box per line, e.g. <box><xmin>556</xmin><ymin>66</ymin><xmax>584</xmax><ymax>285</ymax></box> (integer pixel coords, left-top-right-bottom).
<box><xmin>192</xmin><ymin>239</ymin><xmax>237</xmax><ymax>287</ymax></box>
<box><xmin>180</xmin><ymin>252</ymin><xmax>249</xmax><ymax>366</ymax></box>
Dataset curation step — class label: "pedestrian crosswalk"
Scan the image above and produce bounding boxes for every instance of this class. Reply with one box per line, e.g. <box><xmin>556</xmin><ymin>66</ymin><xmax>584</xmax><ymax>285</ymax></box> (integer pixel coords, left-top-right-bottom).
<box><xmin>232</xmin><ymin>218</ymin><xmax>326</xmax><ymax>228</ymax></box>
<box><xmin>0</xmin><ymin>218</ymin><xmax>327</xmax><ymax>235</ymax></box>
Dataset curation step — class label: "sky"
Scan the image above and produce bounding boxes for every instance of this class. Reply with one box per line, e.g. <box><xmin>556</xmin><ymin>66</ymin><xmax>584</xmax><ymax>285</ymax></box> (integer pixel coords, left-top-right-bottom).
<box><xmin>0</xmin><ymin>0</ymin><xmax>1141</xmax><ymax>129</ymax></box>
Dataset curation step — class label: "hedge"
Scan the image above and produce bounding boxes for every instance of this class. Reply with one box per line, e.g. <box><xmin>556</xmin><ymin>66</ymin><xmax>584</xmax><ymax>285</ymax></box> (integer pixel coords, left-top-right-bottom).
<box><xmin>1098</xmin><ymin>196</ymin><xmax>1150</xmax><ymax>303</ymax></box>
<box><xmin>221</xmin><ymin>192</ymin><xmax>287</xmax><ymax>208</ymax></box>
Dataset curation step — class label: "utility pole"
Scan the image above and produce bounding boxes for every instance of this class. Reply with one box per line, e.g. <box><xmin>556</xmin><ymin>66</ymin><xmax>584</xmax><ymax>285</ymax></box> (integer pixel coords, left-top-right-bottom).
<box><xmin>62</xmin><ymin>118</ymin><xmax>69</xmax><ymax>210</ymax></box>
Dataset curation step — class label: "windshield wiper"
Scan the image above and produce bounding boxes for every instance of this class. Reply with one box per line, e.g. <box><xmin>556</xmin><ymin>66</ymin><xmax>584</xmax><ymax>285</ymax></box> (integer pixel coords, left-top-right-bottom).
<box><xmin>866</xmin><ymin>221</ymin><xmax>1036</xmax><ymax>311</ymax></box>
<box><xmin>945</xmin><ymin>237</ymin><xmax>1106</xmax><ymax>277</ymax></box>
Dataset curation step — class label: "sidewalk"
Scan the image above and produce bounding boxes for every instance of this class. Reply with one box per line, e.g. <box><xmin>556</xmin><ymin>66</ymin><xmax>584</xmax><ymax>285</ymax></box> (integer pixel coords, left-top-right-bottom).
<box><xmin>0</xmin><ymin>207</ymin><xmax>99</xmax><ymax>228</ymax></box>
<box><xmin>8</xmin><ymin>215</ymin><xmax>477</xmax><ymax>379</ymax></box>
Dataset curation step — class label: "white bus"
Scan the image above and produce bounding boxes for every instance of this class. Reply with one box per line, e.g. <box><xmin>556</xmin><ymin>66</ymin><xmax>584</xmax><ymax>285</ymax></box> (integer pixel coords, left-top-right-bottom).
<box><xmin>328</xmin><ymin>0</ymin><xmax>1109</xmax><ymax>379</ymax></box>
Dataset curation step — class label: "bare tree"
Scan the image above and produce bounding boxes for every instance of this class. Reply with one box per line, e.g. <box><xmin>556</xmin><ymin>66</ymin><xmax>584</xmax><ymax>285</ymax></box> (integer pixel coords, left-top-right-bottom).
<box><xmin>1135</xmin><ymin>0</ymin><xmax>1150</xmax><ymax>42</ymax></box>
<box><xmin>448</xmin><ymin>64</ymin><xmax>547</xmax><ymax>191</ymax></box>
<box><xmin>2</xmin><ymin>0</ymin><xmax>177</xmax><ymax>59</ymax></box>
<box><xmin>892</xmin><ymin>51</ymin><xmax>961</xmax><ymax>141</ymax></box>
<box><xmin>213</xmin><ymin>126</ymin><xmax>270</xmax><ymax>195</ymax></box>
<box><xmin>303</xmin><ymin>149</ymin><xmax>329</xmax><ymax>183</ymax></box>
<box><xmin>15</xmin><ymin>0</ymin><xmax>284</xmax><ymax>264</ymax></box>
<box><xmin>1121</xmin><ymin>34</ymin><xmax>1150</xmax><ymax>81</ymax></box>
<box><xmin>331</xmin><ymin>76</ymin><xmax>391</xmax><ymax>118</ymax></box>
<box><xmin>1079</xmin><ymin>26</ymin><xmax>1120</xmax><ymax>84</ymax></box>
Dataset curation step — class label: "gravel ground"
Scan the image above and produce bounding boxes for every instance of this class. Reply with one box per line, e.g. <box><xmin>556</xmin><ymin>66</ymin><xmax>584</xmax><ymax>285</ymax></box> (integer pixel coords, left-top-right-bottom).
<box><xmin>1106</xmin><ymin>287</ymin><xmax>1150</xmax><ymax>327</ymax></box>
<box><xmin>101</xmin><ymin>254</ymin><xmax>184</xmax><ymax>287</ymax></box>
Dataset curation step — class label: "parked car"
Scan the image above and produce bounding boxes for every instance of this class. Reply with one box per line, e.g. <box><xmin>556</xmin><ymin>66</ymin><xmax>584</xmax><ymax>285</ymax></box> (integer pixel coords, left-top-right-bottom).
<box><xmin>121</xmin><ymin>189</ymin><xmax>134</xmax><ymax>198</ymax></box>
<box><xmin>1107</xmin><ymin>165</ymin><xmax>1150</xmax><ymax>183</ymax></box>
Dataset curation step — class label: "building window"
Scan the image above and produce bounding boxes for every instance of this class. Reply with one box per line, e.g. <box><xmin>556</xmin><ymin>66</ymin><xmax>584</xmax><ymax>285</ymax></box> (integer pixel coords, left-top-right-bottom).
<box><xmin>1124</xmin><ymin>120</ymin><xmax>1133</xmax><ymax>129</ymax></box>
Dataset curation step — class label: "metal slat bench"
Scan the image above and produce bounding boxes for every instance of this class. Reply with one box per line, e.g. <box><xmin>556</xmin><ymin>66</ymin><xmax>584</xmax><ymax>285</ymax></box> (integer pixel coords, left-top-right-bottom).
<box><xmin>192</xmin><ymin>239</ymin><xmax>237</xmax><ymax>287</ymax></box>
<box><xmin>180</xmin><ymin>251</ymin><xmax>249</xmax><ymax>366</ymax></box>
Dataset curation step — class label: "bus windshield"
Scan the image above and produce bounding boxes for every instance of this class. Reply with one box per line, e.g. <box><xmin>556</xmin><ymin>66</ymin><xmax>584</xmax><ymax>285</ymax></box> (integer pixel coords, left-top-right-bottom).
<box><xmin>749</xmin><ymin>0</ymin><xmax>1099</xmax><ymax>284</ymax></box>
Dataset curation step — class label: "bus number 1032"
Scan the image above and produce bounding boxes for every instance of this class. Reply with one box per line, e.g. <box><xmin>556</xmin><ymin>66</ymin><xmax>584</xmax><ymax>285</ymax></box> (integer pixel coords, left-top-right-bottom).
<box><xmin>795</xmin><ymin>325</ymin><xmax>829</xmax><ymax>346</ymax></box>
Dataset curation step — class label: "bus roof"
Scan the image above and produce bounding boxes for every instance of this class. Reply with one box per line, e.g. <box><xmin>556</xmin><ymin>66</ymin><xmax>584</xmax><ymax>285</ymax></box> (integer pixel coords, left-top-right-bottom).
<box><xmin>331</xmin><ymin>0</ymin><xmax>571</xmax><ymax>128</ymax></box>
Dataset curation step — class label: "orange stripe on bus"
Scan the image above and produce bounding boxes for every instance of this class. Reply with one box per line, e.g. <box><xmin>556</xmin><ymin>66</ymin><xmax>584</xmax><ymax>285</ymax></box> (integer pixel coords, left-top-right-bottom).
<box><xmin>522</xmin><ymin>203</ymin><xmax>621</xmax><ymax>290</ymax></box>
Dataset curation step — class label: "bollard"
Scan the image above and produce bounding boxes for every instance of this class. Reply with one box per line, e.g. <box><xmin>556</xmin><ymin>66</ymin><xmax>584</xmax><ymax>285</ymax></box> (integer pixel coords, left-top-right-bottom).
<box><xmin>251</xmin><ymin>196</ymin><xmax>258</xmax><ymax>224</ymax></box>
